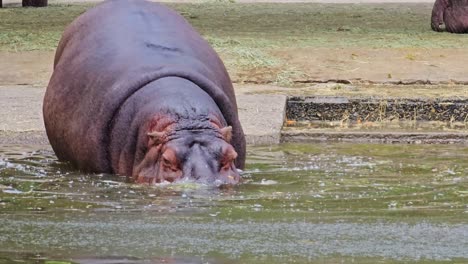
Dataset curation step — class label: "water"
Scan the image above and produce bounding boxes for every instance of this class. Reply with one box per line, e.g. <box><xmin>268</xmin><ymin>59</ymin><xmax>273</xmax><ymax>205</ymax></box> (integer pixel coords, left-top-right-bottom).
<box><xmin>0</xmin><ymin>143</ymin><xmax>467</xmax><ymax>264</ymax></box>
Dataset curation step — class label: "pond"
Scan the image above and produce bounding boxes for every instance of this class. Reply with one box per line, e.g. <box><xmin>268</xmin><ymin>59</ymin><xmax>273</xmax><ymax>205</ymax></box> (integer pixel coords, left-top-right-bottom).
<box><xmin>0</xmin><ymin>143</ymin><xmax>467</xmax><ymax>264</ymax></box>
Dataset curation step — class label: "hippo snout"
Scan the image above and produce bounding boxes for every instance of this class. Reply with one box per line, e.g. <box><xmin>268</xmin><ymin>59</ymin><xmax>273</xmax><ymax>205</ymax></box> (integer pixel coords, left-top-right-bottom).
<box><xmin>183</xmin><ymin>159</ymin><xmax>241</xmax><ymax>186</ymax></box>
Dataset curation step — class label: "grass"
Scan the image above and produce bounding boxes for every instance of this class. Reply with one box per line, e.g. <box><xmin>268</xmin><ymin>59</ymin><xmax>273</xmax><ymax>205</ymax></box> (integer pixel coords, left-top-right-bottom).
<box><xmin>2</xmin><ymin>2</ymin><xmax>468</xmax><ymax>51</ymax></box>
<box><xmin>174</xmin><ymin>2</ymin><xmax>468</xmax><ymax>48</ymax></box>
<box><xmin>2</xmin><ymin>2</ymin><xmax>468</xmax><ymax>86</ymax></box>
<box><xmin>0</xmin><ymin>4</ymin><xmax>91</xmax><ymax>51</ymax></box>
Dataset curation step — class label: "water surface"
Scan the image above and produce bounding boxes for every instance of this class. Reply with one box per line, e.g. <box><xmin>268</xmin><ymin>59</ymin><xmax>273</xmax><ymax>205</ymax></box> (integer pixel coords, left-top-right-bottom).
<box><xmin>1</xmin><ymin>143</ymin><xmax>467</xmax><ymax>264</ymax></box>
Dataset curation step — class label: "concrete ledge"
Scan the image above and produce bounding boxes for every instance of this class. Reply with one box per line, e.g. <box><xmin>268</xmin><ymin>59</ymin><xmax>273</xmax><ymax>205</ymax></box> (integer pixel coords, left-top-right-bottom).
<box><xmin>0</xmin><ymin>86</ymin><xmax>44</xmax><ymax>132</ymax></box>
<box><xmin>282</xmin><ymin>129</ymin><xmax>468</xmax><ymax>144</ymax></box>
<box><xmin>237</xmin><ymin>94</ymin><xmax>287</xmax><ymax>145</ymax></box>
<box><xmin>0</xmin><ymin>86</ymin><xmax>288</xmax><ymax>146</ymax></box>
<box><xmin>3</xmin><ymin>85</ymin><xmax>468</xmax><ymax>146</ymax></box>
<box><xmin>0</xmin><ymin>131</ymin><xmax>49</xmax><ymax>145</ymax></box>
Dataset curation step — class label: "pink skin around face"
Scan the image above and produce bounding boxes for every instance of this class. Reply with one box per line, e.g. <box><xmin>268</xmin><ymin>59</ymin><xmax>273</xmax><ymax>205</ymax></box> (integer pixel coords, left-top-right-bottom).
<box><xmin>133</xmin><ymin>117</ymin><xmax>240</xmax><ymax>186</ymax></box>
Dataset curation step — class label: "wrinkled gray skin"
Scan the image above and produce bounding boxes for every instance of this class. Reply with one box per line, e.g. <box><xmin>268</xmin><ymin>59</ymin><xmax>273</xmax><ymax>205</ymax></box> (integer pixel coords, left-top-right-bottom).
<box><xmin>43</xmin><ymin>0</ymin><xmax>246</xmax><ymax>185</ymax></box>
<box><xmin>431</xmin><ymin>0</ymin><xmax>468</xmax><ymax>33</ymax></box>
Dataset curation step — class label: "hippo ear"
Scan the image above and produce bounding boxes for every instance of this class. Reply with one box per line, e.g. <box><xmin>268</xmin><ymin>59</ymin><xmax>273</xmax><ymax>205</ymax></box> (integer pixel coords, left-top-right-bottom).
<box><xmin>147</xmin><ymin>131</ymin><xmax>165</xmax><ymax>145</ymax></box>
<box><xmin>220</xmin><ymin>126</ymin><xmax>232</xmax><ymax>143</ymax></box>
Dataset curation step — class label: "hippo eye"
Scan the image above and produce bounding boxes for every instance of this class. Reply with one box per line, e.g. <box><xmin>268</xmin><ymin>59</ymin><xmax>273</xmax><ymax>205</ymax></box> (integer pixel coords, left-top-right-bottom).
<box><xmin>162</xmin><ymin>157</ymin><xmax>171</xmax><ymax>166</ymax></box>
<box><xmin>161</xmin><ymin>154</ymin><xmax>179</xmax><ymax>172</ymax></box>
<box><xmin>221</xmin><ymin>161</ymin><xmax>232</xmax><ymax>171</ymax></box>
<box><xmin>162</xmin><ymin>157</ymin><xmax>173</xmax><ymax>168</ymax></box>
<box><xmin>220</xmin><ymin>156</ymin><xmax>236</xmax><ymax>171</ymax></box>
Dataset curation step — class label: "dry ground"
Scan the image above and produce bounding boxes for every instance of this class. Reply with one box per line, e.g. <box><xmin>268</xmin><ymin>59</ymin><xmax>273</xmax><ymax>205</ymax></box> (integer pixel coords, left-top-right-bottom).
<box><xmin>3</xmin><ymin>47</ymin><xmax>468</xmax><ymax>87</ymax></box>
<box><xmin>1</xmin><ymin>2</ymin><xmax>468</xmax><ymax>98</ymax></box>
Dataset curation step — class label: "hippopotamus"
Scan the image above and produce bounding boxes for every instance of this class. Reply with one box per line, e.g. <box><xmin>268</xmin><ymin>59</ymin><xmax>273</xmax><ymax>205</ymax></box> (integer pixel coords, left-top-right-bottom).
<box><xmin>431</xmin><ymin>0</ymin><xmax>468</xmax><ymax>33</ymax></box>
<box><xmin>43</xmin><ymin>0</ymin><xmax>246</xmax><ymax>185</ymax></box>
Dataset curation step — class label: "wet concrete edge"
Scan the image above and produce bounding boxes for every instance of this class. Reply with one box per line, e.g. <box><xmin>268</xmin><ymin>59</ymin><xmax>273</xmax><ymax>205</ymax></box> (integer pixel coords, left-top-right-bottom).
<box><xmin>281</xmin><ymin>130</ymin><xmax>468</xmax><ymax>145</ymax></box>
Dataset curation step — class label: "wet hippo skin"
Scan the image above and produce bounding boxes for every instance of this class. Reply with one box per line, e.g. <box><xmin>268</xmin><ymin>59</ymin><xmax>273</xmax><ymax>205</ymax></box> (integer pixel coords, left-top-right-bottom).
<box><xmin>43</xmin><ymin>0</ymin><xmax>246</xmax><ymax>185</ymax></box>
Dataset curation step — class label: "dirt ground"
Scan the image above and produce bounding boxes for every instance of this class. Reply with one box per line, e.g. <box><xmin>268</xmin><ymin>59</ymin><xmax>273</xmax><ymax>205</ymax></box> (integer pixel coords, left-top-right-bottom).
<box><xmin>0</xmin><ymin>51</ymin><xmax>53</xmax><ymax>86</ymax></box>
<box><xmin>1</xmin><ymin>1</ymin><xmax>467</xmax><ymax>98</ymax></box>
<box><xmin>234</xmin><ymin>47</ymin><xmax>468</xmax><ymax>85</ymax></box>
<box><xmin>3</xmin><ymin>47</ymin><xmax>468</xmax><ymax>89</ymax></box>
<box><xmin>273</xmin><ymin>48</ymin><xmax>468</xmax><ymax>83</ymax></box>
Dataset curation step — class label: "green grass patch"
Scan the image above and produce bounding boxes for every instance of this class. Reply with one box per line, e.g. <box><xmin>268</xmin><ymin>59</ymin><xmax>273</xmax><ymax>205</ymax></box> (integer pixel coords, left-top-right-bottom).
<box><xmin>174</xmin><ymin>2</ymin><xmax>468</xmax><ymax>48</ymax></box>
<box><xmin>0</xmin><ymin>4</ymin><xmax>91</xmax><ymax>51</ymax></box>
<box><xmin>2</xmin><ymin>2</ymin><xmax>468</xmax><ymax>52</ymax></box>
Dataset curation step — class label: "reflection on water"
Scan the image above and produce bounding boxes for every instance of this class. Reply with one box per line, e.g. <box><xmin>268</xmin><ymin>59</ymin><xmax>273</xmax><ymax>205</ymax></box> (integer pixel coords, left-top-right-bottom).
<box><xmin>0</xmin><ymin>143</ymin><xmax>467</xmax><ymax>264</ymax></box>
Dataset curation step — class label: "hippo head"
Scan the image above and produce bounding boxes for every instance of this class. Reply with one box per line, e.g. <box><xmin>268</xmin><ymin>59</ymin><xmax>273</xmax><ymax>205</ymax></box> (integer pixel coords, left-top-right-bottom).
<box><xmin>133</xmin><ymin>120</ymin><xmax>240</xmax><ymax>186</ymax></box>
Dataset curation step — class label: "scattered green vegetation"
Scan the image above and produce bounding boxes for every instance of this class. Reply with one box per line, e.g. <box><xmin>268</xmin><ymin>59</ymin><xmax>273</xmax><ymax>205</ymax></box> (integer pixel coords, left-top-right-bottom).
<box><xmin>248</xmin><ymin>84</ymin><xmax>468</xmax><ymax>99</ymax></box>
<box><xmin>2</xmin><ymin>3</ymin><xmax>468</xmax><ymax>51</ymax></box>
<box><xmin>0</xmin><ymin>4</ymin><xmax>91</xmax><ymax>51</ymax></box>
<box><xmin>274</xmin><ymin>68</ymin><xmax>307</xmax><ymax>86</ymax></box>
<box><xmin>405</xmin><ymin>53</ymin><xmax>417</xmax><ymax>61</ymax></box>
<box><xmin>173</xmin><ymin>2</ymin><xmax>468</xmax><ymax>48</ymax></box>
<box><xmin>2</xmin><ymin>2</ymin><xmax>468</xmax><ymax>86</ymax></box>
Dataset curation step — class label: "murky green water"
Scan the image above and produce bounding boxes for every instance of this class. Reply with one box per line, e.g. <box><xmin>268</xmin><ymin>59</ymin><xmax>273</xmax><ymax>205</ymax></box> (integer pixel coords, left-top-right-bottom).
<box><xmin>0</xmin><ymin>143</ymin><xmax>467</xmax><ymax>264</ymax></box>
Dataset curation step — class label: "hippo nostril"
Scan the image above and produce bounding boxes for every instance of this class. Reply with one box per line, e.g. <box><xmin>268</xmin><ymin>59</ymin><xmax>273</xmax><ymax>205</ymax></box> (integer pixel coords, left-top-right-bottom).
<box><xmin>190</xmin><ymin>167</ymin><xmax>202</xmax><ymax>180</ymax></box>
<box><xmin>214</xmin><ymin>173</ymin><xmax>240</xmax><ymax>186</ymax></box>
